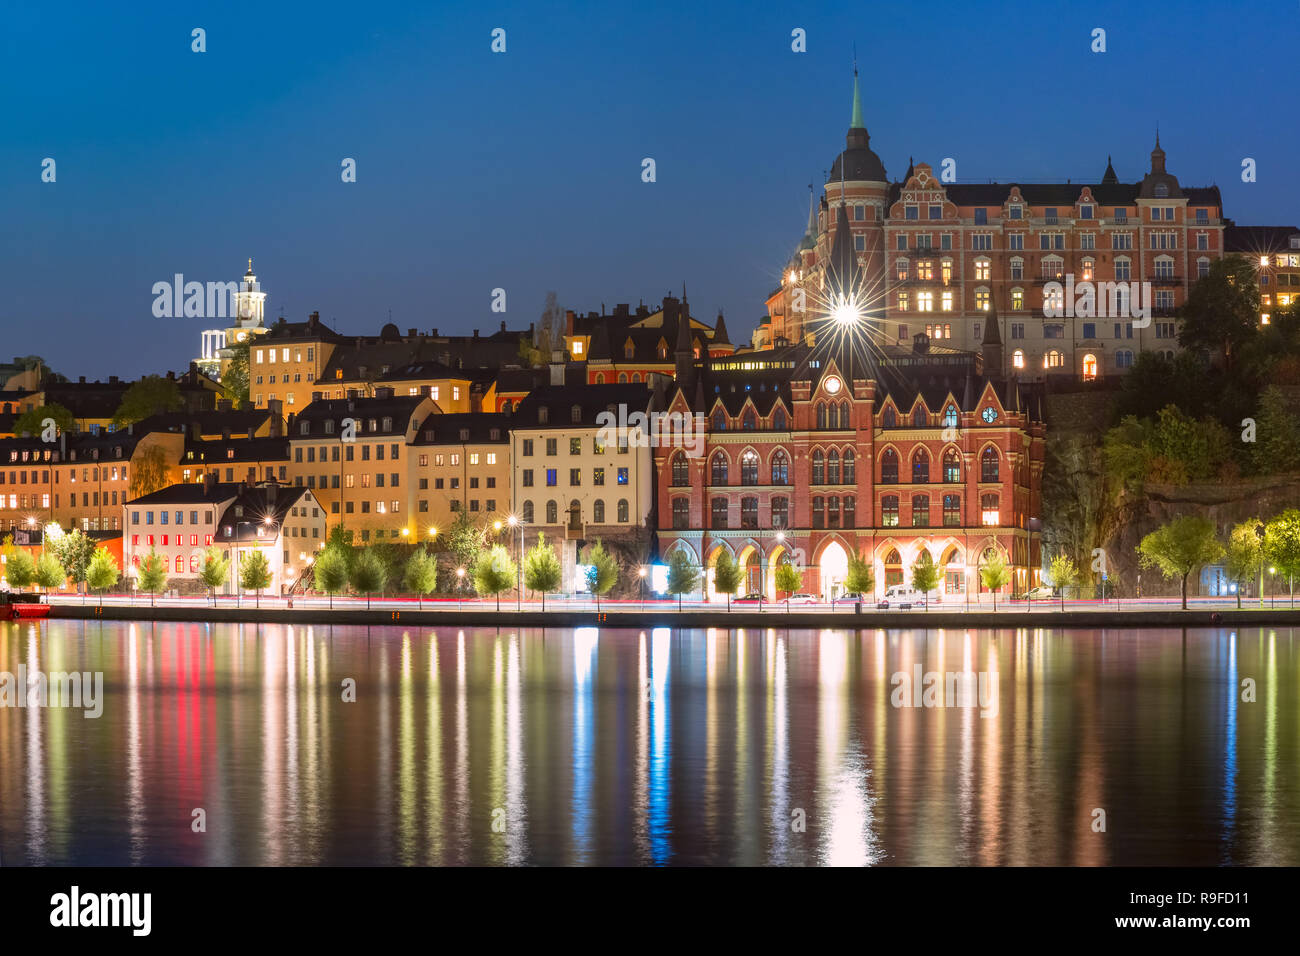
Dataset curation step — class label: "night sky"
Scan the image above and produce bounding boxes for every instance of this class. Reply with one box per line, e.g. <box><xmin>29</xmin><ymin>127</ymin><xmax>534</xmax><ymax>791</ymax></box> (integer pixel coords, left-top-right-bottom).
<box><xmin>2</xmin><ymin>0</ymin><xmax>1294</xmax><ymax>380</ymax></box>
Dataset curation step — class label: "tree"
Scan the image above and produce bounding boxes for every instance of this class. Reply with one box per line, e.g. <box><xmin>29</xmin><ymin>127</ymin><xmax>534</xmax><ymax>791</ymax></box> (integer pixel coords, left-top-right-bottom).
<box><xmin>584</xmin><ymin>539</ymin><xmax>618</xmax><ymax>612</ymax></box>
<box><xmin>1178</xmin><ymin>254</ymin><xmax>1261</xmax><ymax>370</ymax></box>
<box><xmin>1224</xmin><ymin>519</ymin><xmax>1265</xmax><ymax>609</ymax></box>
<box><xmin>775</xmin><ymin>561</ymin><xmax>802</xmax><ymax>611</ymax></box>
<box><xmin>911</xmin><ymin>551</ymin><xmax>941</xmax><ymax>611</ymax></box>
<box><xmin>523</xmin><ymin>533</ymin><xmax>562</xmax><ymax>610</ymax></box>
<box><xmin>1137</xmin><ymin>516</ymin><xmax>1224</xmax><ymax>610</ymax></box>
<box><xmin>239</xmin><ymin>549</ymin><xmax>273</xmax><ymax>608</ymax></box>
<box><xmin>34</xmin><ymin>552</ymin><xmax>66</xmax><ymax>592</ymax></box>
<box><xmin>199</xmin><ymin>546</ymin><xmax>230</xmax><ymax>605</ymax></box>
<box><xmin>13</xmin><ymin>403</ymin><xmax>76</xmax><ymax>438</ymax></box>
<box><xmin>1250</xmin><ymin>386</ymin><xmax>1300</xmax><ymax>474</ymax></box>
<box><xmin>535</xmin><ymin>291</ymin><xmax>565</xmax><ymax>356</ymax></box>
<box><xmin>5</xmin><ymin>548</ymin><xmax>36</xmax><ymax>590</ymax></box>
<box><xmin>1263</xmin><ymin>509</ymin><xmax>1300</xmax><ymax>607</ymax></box>
<box><xmin>844</xmin><ymin>550</ymin><xmax>874</xmax><ymax>598</ymax></box>
<box><xmin>1047</xmin><ymin>553</ymin><xmax>1079</xmax><ymax>610</ymax></box>
<box><xmin>222</xmin><ymin>338</ymin><xmax>251</xmax><ymax>409</ymax></box>
<box><xmin>112</xmin><ymin>375</ymin><xmax>184</xmax><ymax>426</ymax></box>
<box><xmin>137</xmin><ymin>549</ymin><xmax>168</xmax><ymax>606</ymax></box>
<box><xmin>129</xmin><ymin>442</ymin><xmax>174</xmax><ymax>499</ymax></box>
<box><xmin>666</xmin><ymin>550</ymin><xmax>700</xmax><ymax>610</ymax></box>
<box><xmin>349</xmin><ymin>548</ymin><xmax>388</xmax><ymax>609</ymax></box>
<box><xmin>403</xmin><ymin>547</ymin><xmax>438</xmax><ymax>608</ymax></box>
<box><xmin>472</xmin><ymin>544</ymin><xmax>516</xmax><ymax>611</ymax></box>
<box><xmin>711</xmin><ymin>549</ymin><xmax>742</xmax><ymax>610</ymax></box>
<box><xmin>446</xmin><ymin>511</ymin><xmax>485</xmax><ymax>588</ymax></box>
<box><xmin>979</xmin><ymin>550</ymin><xmax>1011</xmax><ymax>611</ymax></box>
<box><xmin>86</xmin><ymin>547</ymin><xmax>120</xmax><ymax>605</ymax></box>
<box><xmin>313</xmin><ymin>545</ymin><xmax>349</xmax><ymax>609</ymax></box>
<box><xmin>50</xmin><ymin>528</ymin><xmax>95</xmax><ymax>596</ymax></box>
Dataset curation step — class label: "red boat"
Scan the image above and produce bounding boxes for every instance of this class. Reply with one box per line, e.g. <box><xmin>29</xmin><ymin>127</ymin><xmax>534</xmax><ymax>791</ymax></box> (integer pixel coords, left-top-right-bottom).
<box><xmin>1</xmin><ymin>592</ymin><xmax>50</xmax><ymax>619</ymax></box>
<box><xmin>10</xmin><ymin>603</ymin><xmax>50</xmax><ymax>619</ymax></box>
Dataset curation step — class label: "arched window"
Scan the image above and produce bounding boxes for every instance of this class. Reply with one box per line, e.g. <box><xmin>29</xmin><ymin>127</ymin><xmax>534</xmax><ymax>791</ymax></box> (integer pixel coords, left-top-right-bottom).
<box><xmin>671</xmin><ymin>498</ymin><xmax>688</xmax><ymax>529</ymax></box>
<box><xmin>912</xmin><ymin>406</ymin><xmax>927</xmax><ymax>427</ymax></box>
<box><xmin>593</xmin><ymin>499</ymin><xmax>605</xmax><ymax>523</ymax></box>
<box><xmin>740</xmin><ymin>450</ymin><xmax>759</xmax><ymax>485</ymax></box>
<box><xmin>771</xmin><ymin>450</ymin><xmax>789</xmax><ymax>484</ymax></box>
<box><xmin>594</xmin><ymin>374</ymin><xmax>604</xmax><ymax>385</ymax></box>
<box><xmin>812</xmin><ymin>449</ymin><xmax>825</xmax><ymax>484</ymax></box>
<box><xmin>712</xmin><ymin>409</ymin><xmax>728</xmax><ymax>430</ymax></box>
<box><xmin>618</xmin><ymin>373</ymin><xmax>628</xmax><ymax>383</ymax></box>
<box><xmin>711</xmin><ymin>498</ymin><xmax>728</xmax><ymax>529</ymax></box>
<box><xmin>711</xmin><ymin>451</ymin><xmax>729</xmax><ymax>485</ymax></box>
<box><xmin>568</xmin><ymin>500</ymin><xmax>581</xmax><ymax>527</ymax></box>
<box><xmin>943</xmin><ymin>448</ymin><xmax>960</xmax><ymax>483</ymax></box>
<box><xmin>523</xmin><ymin>500</ymin><xmax>534</xmax><ymax>522</ymax></box>
<box><xmin>741</xmin><ymin>496</ymin><xmax>758</xmax><ymax>529</ymax></box>
<box><xmin>1012</xmin><ymin>349</ymin><xmax>1025</xmax><ymax>369</ymax></box>
<box><xmin>827</xmin><ymin>495</ymin><xmax>840</xmax><ymax>529</ymax></box>
<box><xmin>981</xmin><ymin>447</ymin><xmax>1000</xmax><ymax>482</ymax></box>
<box><xmin>882</xmin><ymin>495</ymin><xmax>899</xmax><ymax>527</ymax></box>
<box><xmin>812</xmin><ymin>496</ymin><xmax>824</xmax><ymax>529</ymax></box>
<box><xmin>882</xmin><ymin>407</ymin><xmax>896</xmax><ymax>428</ymax></box>
<box><xmin>911</xmin><ymin>495</ymin><xmax>930</xmax><ymax>527</ymax></box>
<box><xmin>1082</xmin><ymin>353</ymin><xmax>1098</xmax><ymax>381</ymax></box>
<box><xmin>176</xmin><ymin>556</ymin><xmax>184</xmax><ymax>573</ymax></box>
<box><xmin>772</xmin><ymin>407</ymin><xmax>787</xmax><ymax>431</ymax></box>
<box><xmin>546</xmin><ymin>500</ymin><xmax>557</xmax><ymax>524</ymax></box>
<box><xmin>943</xmin><ymin>405</ymin><xmax>958</xmax><ymax>429</ymax></box>
<box><xmin>816</xmin><ymin>404</ymin><xmax>828</xmax><ymax>429</ymax></box>
<box><xmin>827</xmin><ymin>449</ymin><xmax>840</xmax><ymax>484</ymax></box>
<box><xmin>189</xmin><ymin>554</ymin><xmax>200</xmax><ymax>573</ymax></box>
<box><xmin>840</xmin><ymin>401</ymin><xmax>851</xmax><ymax>428</ymax></box>
<box><xmin>881</xmin><ymin>448</ymin><xmax>899</xmax><ymax>484</ymax></box>
<box><xmin>772</xmin><ymin>497</ymin><xmax>788</xmax><ymax>528</ymax></box>
<box><xmin>843</xmin><ymin>496</ymin><xmax>855</xmax><ymax>529</ymax></box>
<box><xmin>617</xmin><ymin>499</ymin><xmax>629</xmax><ymax>522</ymax></box>
<box><xmin>943</xmin><ymin>494</ymin><xmax>960</xmax><ymax>525</ymax></box>
<box><xmin>742</xmin><ymin>410</ymin><xmax>756</xmax><ymax>430</ymax></box>
<box><xmin>671</xmin><ymin>452</ymin><xmax>689</xmax><ymax>486</ymax></box>
<box><xmin>912</xmin><ymin>448</ymin><xmax>930</xmax><ymax>483</ymax></box>
<box><xmin>843</xmin><ymin>449</ymin><xmax>855</xmax><ymax>483</ymax></box>
<box><xmin>981</xmin><ymin>494</ymin><xmax>1000</xmax><ymax>526</ymax></box>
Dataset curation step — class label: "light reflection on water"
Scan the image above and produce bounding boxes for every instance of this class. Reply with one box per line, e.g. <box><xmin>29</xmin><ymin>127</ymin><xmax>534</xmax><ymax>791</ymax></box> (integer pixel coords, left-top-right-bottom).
<box><xmin>0</xmin><ymin>620</ymin><xmax>1297</xmax><ymax>866</ymax></box>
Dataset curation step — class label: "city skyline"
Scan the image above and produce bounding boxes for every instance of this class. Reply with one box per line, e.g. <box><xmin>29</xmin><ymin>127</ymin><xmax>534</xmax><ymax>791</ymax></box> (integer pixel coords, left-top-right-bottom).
<box><xmin>3</xmin><ymin>0</ymin><xmax>1295</xmax><ymax>379</ymax></box>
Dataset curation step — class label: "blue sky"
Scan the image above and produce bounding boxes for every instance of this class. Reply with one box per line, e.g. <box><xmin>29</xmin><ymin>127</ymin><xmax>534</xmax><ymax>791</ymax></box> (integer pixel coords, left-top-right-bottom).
<box><xmin>2</xmin><ymin>0</ymin><xmax>1295</xmax><ymax>378</ymax></box>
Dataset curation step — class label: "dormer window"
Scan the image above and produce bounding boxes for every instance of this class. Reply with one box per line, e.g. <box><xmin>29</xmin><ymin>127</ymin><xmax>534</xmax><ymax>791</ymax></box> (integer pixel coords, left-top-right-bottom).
<box><xmin>324</xmin><ymin>420</ymin><xmax>334</xmax><ymax>435</ymax></box>
<box><xmin>459</xmin><ymin>429</ymin><xmax>470</xmax><ymax>441</ymax></box>
<box><xmin>538</xmin><ymin>407</ymin><xmax>549</xmax><ymax>424</ymax></box>
<box><xmin>571</xmin><ymin>405</ymin><xmax>582</xmax><ymax>424</ymax></box>
<box><xmin>382</xmin><ymin>416</ymin><xmax>392</xmax><ymax>432</ymax></box>
<box><xmin>1154</xmin><ymin>184</ymin><xmax>1169</xmax><ymax>198</ymax></box>
<box><xmin>1008</xmin><ymin>205</ymin><xmax>1023</xmax><ymax>220</ymax></box>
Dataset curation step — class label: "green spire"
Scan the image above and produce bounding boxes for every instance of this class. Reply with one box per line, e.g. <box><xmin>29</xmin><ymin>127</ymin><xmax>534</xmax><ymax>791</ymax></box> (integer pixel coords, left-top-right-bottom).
<box><xmin>850</xmin><ymin>70</ymin><xmax>864</xmax><ymax>130</ymax></box>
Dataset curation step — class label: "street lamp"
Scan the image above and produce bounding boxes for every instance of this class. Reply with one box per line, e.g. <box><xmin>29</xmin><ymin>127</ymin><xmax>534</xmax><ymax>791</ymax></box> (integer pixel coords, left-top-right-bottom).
<box><xmin>456</xmin><ymin>566</ymin><xmax>465</xmax><ymax>610</ymax></box>
<box><xmin>1255</xmin><ymin>523</ymin><xmax>1266</xmax><ymax>609</ymax></box>
<box><xmin>506</xmin><ymin>514</ymin><xmax>522</xmax><ymax>610</ymax></box>
<box><xmin>1269</xmin><ymin>566</ymin><xmax>1277</xmax><ymax>608</ymax></box>
<box><xmin>638</xmin><ymin>565</ymin><xmax>647</xmax><ymax>609</ymax></box>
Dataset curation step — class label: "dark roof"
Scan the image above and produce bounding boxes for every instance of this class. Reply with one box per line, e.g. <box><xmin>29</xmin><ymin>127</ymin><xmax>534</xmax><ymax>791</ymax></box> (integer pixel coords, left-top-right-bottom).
<box><xmin>135</xmin><ymin>408</ymin><xmax>276</xmax><ymax>438</ymax></box>
<box><xmin>513</xmin><ymin>383</ymin><xmax>653</xmax><ymax>427</ymax></box>
<box><xmin>412</xmin><ymin>412</ymin><xmax>510</xmax><ymax>445</ymax></box>
<box><xmin>184</xmin><ymin>436</ymin><xmax>290</xmax><ymax>463</ymax></box>
<box><xmin>829</xmin><ymin>126</ymin><xmax>888</xmax><ymax>184</ymax></box>
<box><xmin>263</xmin><ymin>315</ymin><xmax>349</xmax><ymax>343</ymax></box>
<box><xmin>293</xmin><ymin>395</ymin><xmax>428</xmax><ymax>437</ymax></box>
<box><xmin>1224</xmin><ymin>224</ymin><xmax>1300</xmax><ymax>254</ymax></box>
<box><xmin>216</xmin><ymin>484</ymin><xmax>316</xmax><ymax>542</ymax></box>
<box><xmin>886</xmin><ymin>181</ymin><xmax>1222</xmax><ymax>208</ymax></box>
<box><xmin>127</xmin><ymin>481</ymin><xmax>244</xmax><ymax>506</ymax></box>
<box><xmin>376</xmin><ymin>360</ymin><xmax>471</xmax><ymax>382</ymax></box>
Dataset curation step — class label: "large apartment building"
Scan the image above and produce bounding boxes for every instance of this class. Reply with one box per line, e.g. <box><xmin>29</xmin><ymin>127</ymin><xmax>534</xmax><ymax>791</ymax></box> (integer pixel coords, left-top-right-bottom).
<box><xmin>764</xmin><ymin>73</ymin><xmax>1226</xmax><ymax>380</ymax></box>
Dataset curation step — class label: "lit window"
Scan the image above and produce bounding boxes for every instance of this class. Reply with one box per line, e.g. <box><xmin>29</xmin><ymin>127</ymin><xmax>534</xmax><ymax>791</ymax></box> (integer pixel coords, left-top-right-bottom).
<box><xmin>941</xmin><ymin>291</ymin><xmax>953</xmax><ymax>311</ymax></box>
<box><xmin>975</xmin><ymin>289</ymin><xmax>990</xmax><ymax>311</ymax></box>
<box><xmin>1012</xmin><ymin>349</ymin><xmax>1025</xmax><ymax>369</ymax></box>
<box><xmin>917</xmin><ymin>292</ymin><xmax>934</xmax><ymax>312</ymax></box>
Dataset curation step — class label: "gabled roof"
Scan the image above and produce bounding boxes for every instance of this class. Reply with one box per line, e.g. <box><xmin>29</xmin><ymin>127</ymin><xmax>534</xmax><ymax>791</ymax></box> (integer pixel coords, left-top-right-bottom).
<box><xmin>412</xmin><ymin>412</ymin><xmax>510</xmax><ymax>445</ymax></box>
<box><xmin>127</xmin><ymin>480</ymin><xmax>243</xmax><ymax>506</ymax></box>
<box><xmin>513</xmin><ymin>383</ymin><xmax>653</xmax><ymax>427</ymax></box>
<box><xmin>216</xmin><ymin>484</ymin><xmax>317</xmax><ymax>542</ymax></box>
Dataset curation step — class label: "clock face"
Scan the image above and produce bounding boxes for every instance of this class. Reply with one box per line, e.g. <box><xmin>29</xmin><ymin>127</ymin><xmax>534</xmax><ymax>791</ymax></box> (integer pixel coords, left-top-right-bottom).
<box><xmin>824</xmin><ymin>375</ymin><xmax>842</xmax><ymax>395</ymax></box>
<box><xmin>981</xmin><ymin>407</ymin><xmax>998</xmax><ymax>423</ymax></box>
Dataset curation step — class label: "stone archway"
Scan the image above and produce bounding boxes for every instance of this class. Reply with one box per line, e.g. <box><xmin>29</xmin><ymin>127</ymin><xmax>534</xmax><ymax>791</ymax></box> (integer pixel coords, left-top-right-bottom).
<box><xmin>818</xmin><ymin>539</ymin><xmax>849</xmax><ymax>602</ymax></box>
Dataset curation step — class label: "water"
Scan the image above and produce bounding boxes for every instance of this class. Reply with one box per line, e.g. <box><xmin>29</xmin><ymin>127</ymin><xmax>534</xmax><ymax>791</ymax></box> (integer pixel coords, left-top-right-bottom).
<box><xmin>0</xmin><ymin>620</ymin><xmax>1296</xmax><ymax>866</ymax></box>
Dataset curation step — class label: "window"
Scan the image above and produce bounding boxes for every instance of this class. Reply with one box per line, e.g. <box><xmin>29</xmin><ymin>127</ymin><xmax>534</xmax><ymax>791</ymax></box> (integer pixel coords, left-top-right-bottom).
<box><xmin>570</xmin><ymin>437</ymin><xmax>582</xmax><ymax>455</ymax></box>
<box><xmin>912</xmin><ymin>495</ymin><xmax>930</xmax><ymax>527</ymax></box>
<box><xmin>671</xmin><ymin>453</ymin><xmax>689</xmax><ymax>486</ymax></box>
<box><xmin>1116</xmin><ymin>349</ymin><xmax>1135</xmax><ymax>368</ymax></box>
<box><xmin>981</xmin><ymin>494</ymin><xmax>999</xmax><ymax>526</ymax></box>
<box><xmin>974</xmin><ymin>258</ymin><xmax>990</xmax><ymax>281</ymax></box>
<box><xmin>1011</xmin><ymin>289</ymin><xmax>1024</xmax><ymax>311</ymax></box>
<box><xmin>812</xmin><ymin>449</ymin><xmax>824</xmax><ymax>485</ymax></box>
<box><xmin>882</xmin><ymin>495</ymin><xmax>899</xmax><ymax>527</ymax></box>
<box><xmin>741</xmin><ymin>496</ymin><xmax>758</xmax><ymax>529</ymax></box>
<box><xmin>881</xmin><ymin>448</ymin><xmax>899</xmax><ymax>483</ymax></box>
<box><xmin>771</xmin><ymin>496</ymin><xmax>788</xmax><ymax>529</ymax></box>
<box><xmin>672</xmin><ymin>498</ymin><xmax>689</xmax><ymax>529</ymax></box>
<box><xmin>740</xmin><ymin>450</ymin><xmax>759</xmax><ymax>485</ymax></box>
<box><xmin>943</xmin><ymin>448</ymin><xmax>960</xmax><ymax>483</ymax></box>
<box><xmin>943</xmin><ymin>494</ymin><xmax>961</xmax><ymax>526</ymax></box>
<box><xmin>593</xmin><ymin>499</ymin><xmax>605</xmax><ymax>523</ymax></box>
<box><xmin>711</xmin><ymin>451</ymin><xmax>729</xmax><ymax>485</ymax></box>
<box><xmin>1012</xmin><ymin>349</ymin><xmax>1025</xmax><ymax>369</ymax></box>
<box><xmin>617</xmin><ymin>468</ymin><xmax>628</xmax><ymax>485</ymax></box>
<box><xmin>843</xmin><ymin>449</ymin><xmax>855</xmax><ymax>483</ymax></box>
<box><xmin>812</xmin><ymin>496</ymin><xmax>824</xmax><ymax>529</ymax></box>
<box><xmin>711</xmin><ymin>498</ymin><xmax>728</xmax><ymax>529</ymax></box>
<box><xmin>712</xmin><ymin>409</ymin><xmax>727</xmax><ymax>431</ymax></box>
<box><xmin>981</xmin><ymin>447</ymin><xmax>1000</xmax><ymax>482</ymax></box>
<box><xmin>974</xmin><ymin>208</ymin><xmax>987</xmax><ymax>225</ymax></box>
<box><xmin>771</xmin><ymin>450</ymin><xmax>789</xmax><ymax>484</ymax></box>
<box><xmin>911</xmin><ymin>449</ymin><xmax>929</xmax><ymax>483</ymax></box>
<box><xmin>975</xmin><ymin>288</ymin><xmax>990</xmax><ymax>311</ymax></box>
<box><xmin>546</xmin><ymin>469</ymin><xmax>557</xmax><ymax>486</ymax></box>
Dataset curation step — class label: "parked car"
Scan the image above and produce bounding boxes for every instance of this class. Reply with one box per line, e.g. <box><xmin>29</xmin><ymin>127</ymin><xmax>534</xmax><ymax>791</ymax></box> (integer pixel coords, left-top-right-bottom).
<box><xmin>1021</xmin><ymin>586</ymin><xmax>1053</xmax><ymax>600</ymax></box>
<box><xmin>733</xmin><ymin>592</ymin><xmax>766</xmax><ymax>604</ymax></box>
<box><xmin>785</xmin><ymin>593</ymin><xmax>819</xmax><ymax>605</ymax></box>
<box><xmin>833</xmin><ymin>592</ymin><xmax>865</xmax><ymax>606</ymax></box>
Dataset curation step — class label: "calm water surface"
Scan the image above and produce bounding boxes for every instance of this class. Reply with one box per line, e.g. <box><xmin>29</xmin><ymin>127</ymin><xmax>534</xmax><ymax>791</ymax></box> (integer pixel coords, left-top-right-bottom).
<box><xmin>0</xmin><ymin>620</ymin><xmax>1297</xmax><ymax>865</ymax></box>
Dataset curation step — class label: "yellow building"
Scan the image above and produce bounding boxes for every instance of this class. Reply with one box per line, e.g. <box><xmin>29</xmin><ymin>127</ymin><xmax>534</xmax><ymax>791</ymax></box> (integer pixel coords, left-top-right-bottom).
<box><xmin>409</xmin><ymin>413</ymin><xmax>511</xmax><ymax>539</ymax></box>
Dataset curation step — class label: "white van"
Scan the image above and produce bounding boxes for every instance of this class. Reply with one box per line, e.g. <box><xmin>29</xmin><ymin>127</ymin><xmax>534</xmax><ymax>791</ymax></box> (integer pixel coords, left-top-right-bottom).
<box><xmin>878</xmin><ymin>585</ymin><xmax>942</xmax><ymax>609</ymax></box>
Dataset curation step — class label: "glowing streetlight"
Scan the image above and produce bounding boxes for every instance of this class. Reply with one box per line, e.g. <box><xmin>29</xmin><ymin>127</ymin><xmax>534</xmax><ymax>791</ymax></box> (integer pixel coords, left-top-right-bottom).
<box><xmin>400</xmin><ymin>527</ymin><xmax>409</xmax><ymax>537</ymax></box>
<box><xmin>428</xmin><ymin>526</ymin><xmax>438</xmax><ymax>539</ymax></box>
